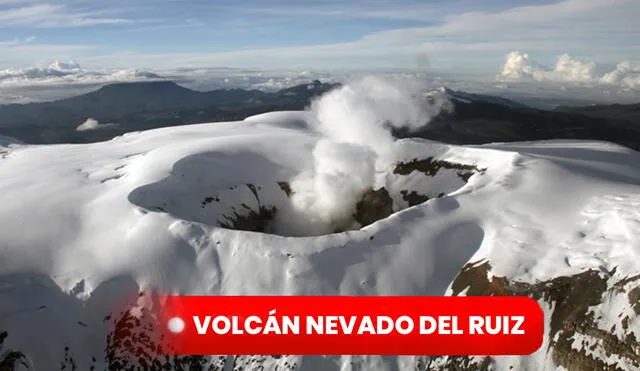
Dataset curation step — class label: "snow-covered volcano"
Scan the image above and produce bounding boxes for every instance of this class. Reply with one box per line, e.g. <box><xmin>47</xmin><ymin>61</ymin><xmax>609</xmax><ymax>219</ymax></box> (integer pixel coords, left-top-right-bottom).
<box><xmin>0</xmin><ymin>79</ymin><xmax>639</xmax><ymax>370</ymax></box>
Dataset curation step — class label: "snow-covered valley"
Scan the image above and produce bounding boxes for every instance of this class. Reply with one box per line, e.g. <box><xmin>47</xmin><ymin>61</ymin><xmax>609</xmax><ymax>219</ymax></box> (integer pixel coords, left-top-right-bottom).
<box><xmin>0</xmin><ymin>79</ymin><xmax>639</xmax><ymax>370</ymax></box>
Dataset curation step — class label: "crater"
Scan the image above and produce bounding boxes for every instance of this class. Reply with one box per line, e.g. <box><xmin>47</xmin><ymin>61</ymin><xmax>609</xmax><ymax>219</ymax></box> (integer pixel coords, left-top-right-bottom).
<box><xmin>128</xmin><ymin>154</ymin><xmax>484</xmax><ymax>237</ymax></box>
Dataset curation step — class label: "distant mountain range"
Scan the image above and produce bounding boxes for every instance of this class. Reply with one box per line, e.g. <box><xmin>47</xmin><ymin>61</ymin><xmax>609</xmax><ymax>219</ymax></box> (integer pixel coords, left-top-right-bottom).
<box><xmin>406</xmin><ymin>88</ymin><xmax>640</xmax><ymax>151</ymax></box>
<box><xmin>0</xmin><ymin>80</ymin><xmax>338</xmax><ymax>144</ymax></box>
<box><xmin>1</xmin><ymin>80</ymin><xmax>639</xmax><ymax>151</ymax></box>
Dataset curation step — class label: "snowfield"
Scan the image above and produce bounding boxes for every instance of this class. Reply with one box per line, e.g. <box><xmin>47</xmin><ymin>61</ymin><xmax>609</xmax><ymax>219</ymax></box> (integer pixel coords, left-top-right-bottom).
<box><xmin>1</xmin><ymin>85</ymin><xmax>640</xmax><ymax>370</ymax></box>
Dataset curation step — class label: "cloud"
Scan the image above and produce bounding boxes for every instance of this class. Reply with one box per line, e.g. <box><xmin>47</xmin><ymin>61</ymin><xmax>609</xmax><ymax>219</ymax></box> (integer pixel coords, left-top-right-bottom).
<box><xmin>601</xmin><ymin>62</ymin><xmax>640</xmax><ymax>89</ymax></box>
<box><xmin>214</xmin><ymin>2</ymin><xmax>450</xmax><ymax>22</ymax></box>
<box><xmin>0</xmin><ymin>3</ymin><xmax>130</xmax><ymax>28</ymax></box>
<box><xmin>0</xmin><ymin>35</ymin><xmax>35</xmax><ymax>47</ymax></box>
<box><xmin>0</xmin><ymin>0</ymin><xmax>638</xmax><ymax>84</ymax></box>
<box><xmin>0</xmin><ymin>60</ymin><xmax>164</xmax><ymax>87</ymax></box>
<box><xmin>0</xmin><ymin>36</ymin><xmax>86</xmax><ymax>50</ymax></box>
<box><xmin>0</xmin><ymin>43</ymin><xmax>94</xmax><ymax>69</ymax></box>
<box><xmin>497</xmin><ymin>51</ymin><xmax>640</xmax><ymax>90</ymax></box>
<box><xmin>76</xmin><ymin>118</ymin><xmax>117</xmax><ymax>132</ymax></box>
<box><xmin>431</xmin><ymin>0</ymin><xmax>629</xmax><ymax>36</ymax></box>
<box><xmin>240</xmin><ymin>72</ymin><xmax>338</xmax><ymax>91</ymax></box>
<box><xmin>498</xmin><ymin>51</ymin><xmax>597</xmax><ymax>83</ymax></box>
<box><xmin>62</xmin><ymin>0</ymin><xmax>637</xmax><ymax>73</ymax></box>
<box><xmin>0</xmin><ymin>0</ymin><xmax>638</xmax><ymax>73</ymax></box>
<box><xmin>497</xmin><ymin>52</ymin><xmax>545</xmax><ymax>82</ymax></box>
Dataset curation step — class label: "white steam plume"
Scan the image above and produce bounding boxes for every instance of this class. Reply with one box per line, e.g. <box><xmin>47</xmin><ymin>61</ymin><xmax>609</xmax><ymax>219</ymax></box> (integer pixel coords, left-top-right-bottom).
<box><xmin>276</xmin><ymin>76</ymin><xmax>452</xmax><ymax>236</ymax></box>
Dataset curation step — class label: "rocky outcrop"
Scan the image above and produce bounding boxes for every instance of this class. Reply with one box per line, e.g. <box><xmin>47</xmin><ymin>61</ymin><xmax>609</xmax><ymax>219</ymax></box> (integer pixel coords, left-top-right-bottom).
<box><xmin>433</xmin><ymin>261</ymin><xmax>640</xmax><ymax>371</ymax></box>
<box><xmin>0</xmin><ymin>332</ymin><xmax>27</xmax><ymax>371</ymax></box>
<box><xmin>354</xmin><ymin>188</ymin><xmax>394</xmax><ymax>227</ymax></box>
<box><xmin>394</xmin><ymin>157</ymin><xmax>484</xmax><ymax>182</ymax></box>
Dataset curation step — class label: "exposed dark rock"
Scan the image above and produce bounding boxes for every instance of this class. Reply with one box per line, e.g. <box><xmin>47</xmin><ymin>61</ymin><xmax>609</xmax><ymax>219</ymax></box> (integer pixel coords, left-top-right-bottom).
<box><xmin>429</xmin><ymin>355</ymin><xmax>493</xmax><ymax>370</ymax></box>
<box><xmin>393</xmin><ymin>157</ymin><xmax>483</xmax><ymax>182</ymax></box>
<box><xmin>216</xmin><ymin>183</ymin><xmax>279</xmax><ymax>233</ymax></box>
<box><xmin>446</xmin><ymin>261</ymin><xmax>640</xmax><ymax>371</ymax></box>
<box><xmin>218</xmin><ymin>206</ymin><xmax>277</xmax><ymax>233</ymax></box>
<box><xmin>629</xmin><ymin>287</ymin><xmax>640</xmax><ymax>315</ymax></box>
<box><xmin>61</xmin><ymin>345</ymin><xmax>77</xmax><ymax>370</ymax></box>
<box><xmin>246</xmin><ymin>184</ymin><xmax>259</xmax><ymax>201</ymax></box>
<box><xmin>457</xmin><ymin>171</ymin><xmax>475</xmax><ymax>182</ymax></box>
<box><xmin>103</xmin><ymin>297</ymin><xmax>297</xmax><ymax>370</ymax></box>
<box><xmin>615</xmin><ymin>273</ymin><xmax>640</xmax><ymax>289</ymax></box>
<box><xmin>615</xmin><ymin>274</ymin><xmax>640</xmax><ymax>315</ymax></box>
<box><xmin>354</xmin><ymin>188</ymin><xmax>393</xmax><ymax>227</ymax></box>
<box><xmin>400</xmin><ymin>190</ymin><xmax>429</xmax><ymax>206</ymax></box>
<box><xmin>104</xmin><ymin>292</ymin><xmax>213</xmax><ymax>370</ymax></box>
<box><xmin>201</xmin><ymin>195</ymin><xmax>220</xmax><ymax>208</ymax></box>
<box><xmin>0</xmin><ymin>331</ymin><xmax>28</xmax><ymax>371</ymax></box>
<box><xmin>277</xmin><ymin>182</ymin><xmax>292</xmax><ymax>197</ymax></box>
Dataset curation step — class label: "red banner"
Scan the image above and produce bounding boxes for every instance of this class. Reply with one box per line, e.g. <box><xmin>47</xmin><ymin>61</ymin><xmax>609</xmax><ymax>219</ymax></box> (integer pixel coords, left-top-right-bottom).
<box><xmin>153</xmin><ymin>296</ymin><xmax>544</xmax><ymax>356</ymax></box>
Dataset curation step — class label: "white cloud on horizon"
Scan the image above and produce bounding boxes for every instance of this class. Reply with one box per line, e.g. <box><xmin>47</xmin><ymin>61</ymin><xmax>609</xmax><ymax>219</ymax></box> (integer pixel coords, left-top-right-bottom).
<box><xmin>1</xmin><ymin>63</ymin><xmax>638</xmax><ymax>109</ymax></box>
<box><xmin>601</xmin><ymin>62</ymin><xmax>640</xmax><ymax>90</ymax></box>
<box><xmin>0</xmin><ymin>0</ymin><xmax>638</xmax><ymax>106</ymax></box>
<box><xmin>0</xmin><ymin>60</ymin><xmax>164</xmax><ymax>87</ymax></box>
<box><xmin>497</xmin><ymin>51</ymin><xmax>640</xmax><ymax>90</ymax></box>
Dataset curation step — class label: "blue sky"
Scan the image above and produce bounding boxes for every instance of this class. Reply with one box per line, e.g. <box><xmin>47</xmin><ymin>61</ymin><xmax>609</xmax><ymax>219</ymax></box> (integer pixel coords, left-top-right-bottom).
<box><xmin>1</xmin><ymin>0</ymin><xmax>639</xmax><ymax>74</ymax></box>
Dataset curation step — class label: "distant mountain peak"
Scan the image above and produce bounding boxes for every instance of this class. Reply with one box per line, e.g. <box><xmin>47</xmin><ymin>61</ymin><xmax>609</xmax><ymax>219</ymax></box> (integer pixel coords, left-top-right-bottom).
<box><xmin>89</xmin><ymin>81</ymin><xmax>197</xmax><ymax>101</ymax></box>
<box><xmin>430</xmin><ymin>86</ymin><xmax>529</xmax><ymax>108</ymax></box>
<box><xmin>97</xmin><ymin>80</ymin><xmax>180</xmax><ymax>91</ymax></box>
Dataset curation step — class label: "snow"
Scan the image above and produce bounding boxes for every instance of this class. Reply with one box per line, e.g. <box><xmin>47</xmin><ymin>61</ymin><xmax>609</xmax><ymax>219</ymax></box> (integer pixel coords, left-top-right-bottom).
<box><xmin>0</xmin><ymin>109</ymin><xmax>639</xmax><ymax>369</ymax></box>
<box><xmin>569</xmin><ymin>332</ymin><xmax>636</xmax><ymax>371</ymax></box>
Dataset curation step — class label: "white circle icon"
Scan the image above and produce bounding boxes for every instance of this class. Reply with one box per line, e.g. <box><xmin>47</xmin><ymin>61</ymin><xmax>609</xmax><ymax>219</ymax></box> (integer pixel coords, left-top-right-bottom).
<box><xmin>167</xmin><ymin>317</ymin><xmax>185</xmax><ymax>334</ymax></box>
